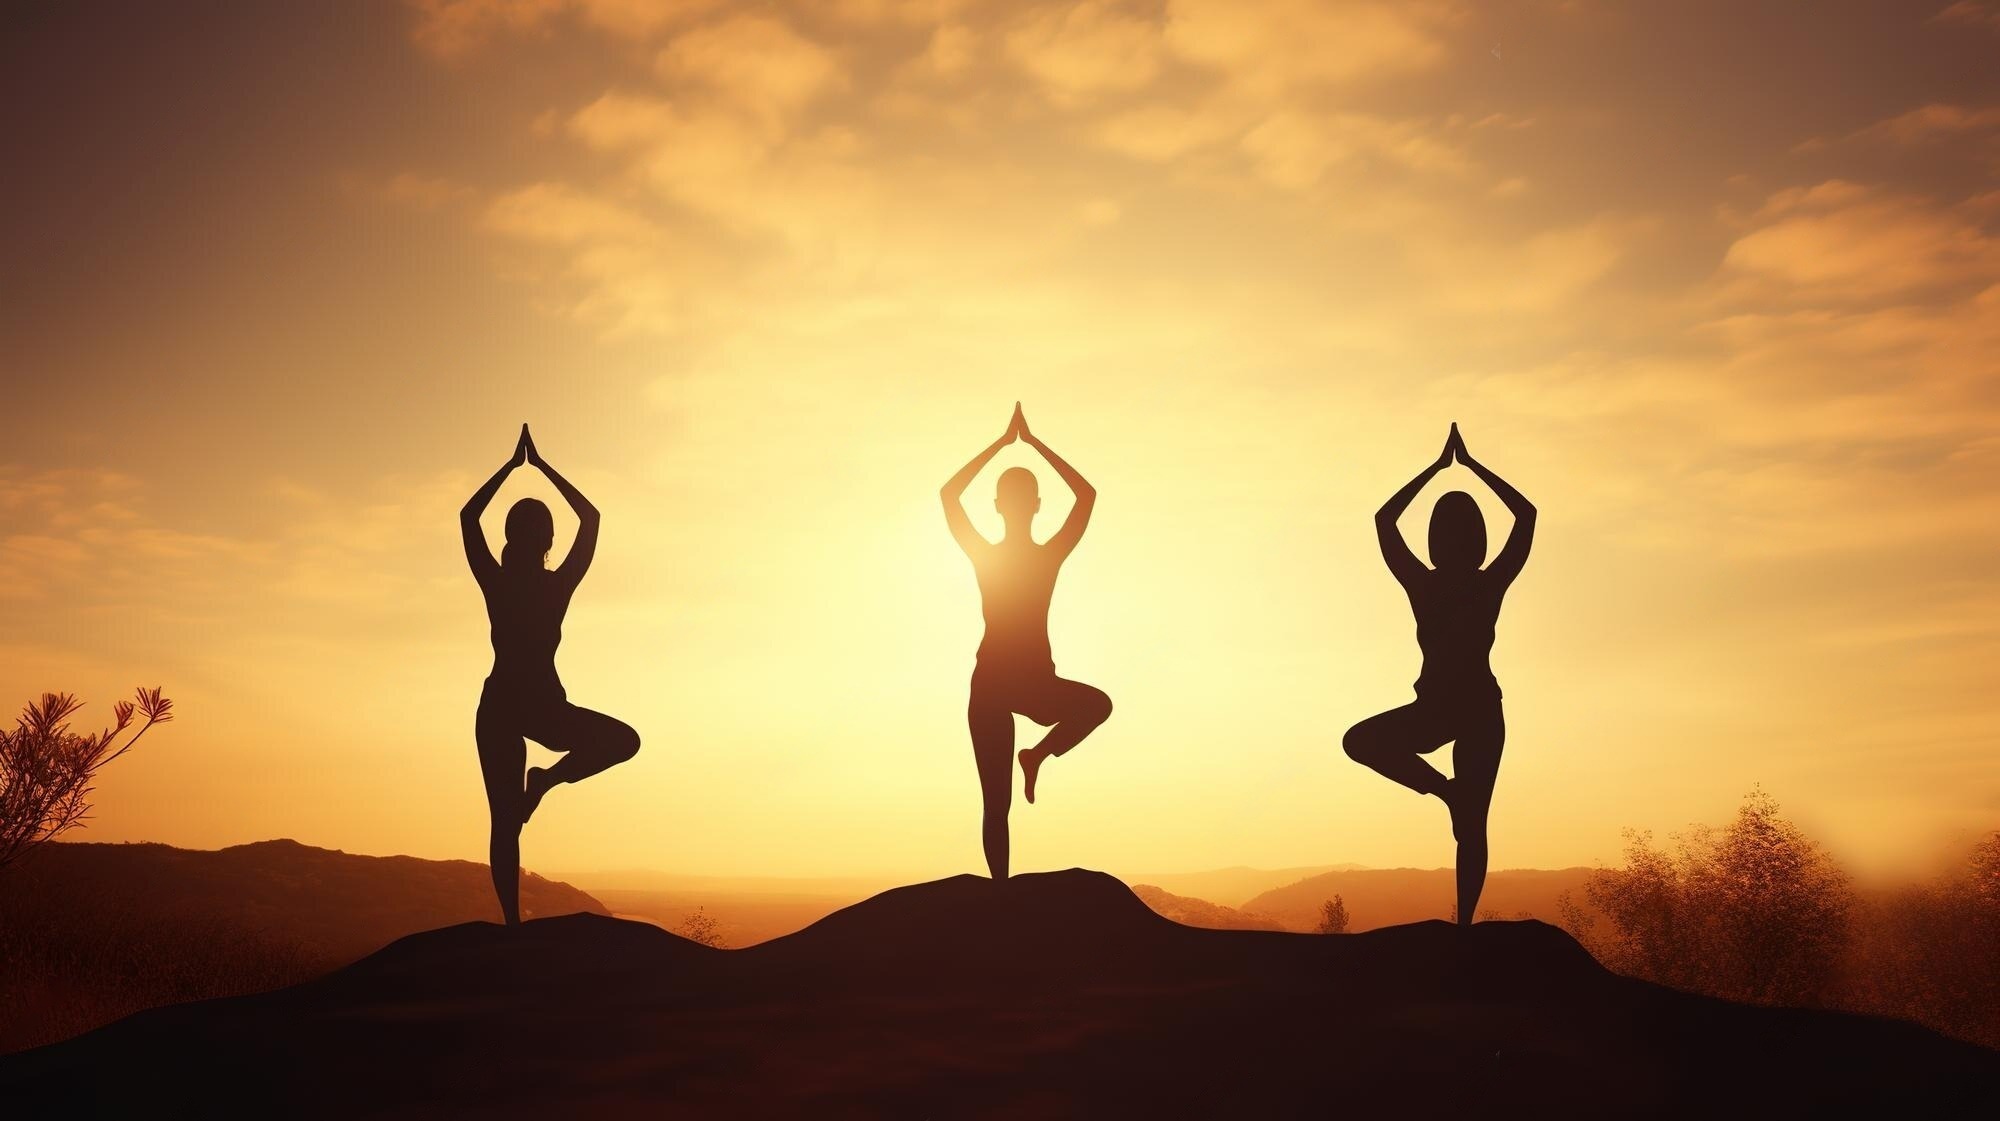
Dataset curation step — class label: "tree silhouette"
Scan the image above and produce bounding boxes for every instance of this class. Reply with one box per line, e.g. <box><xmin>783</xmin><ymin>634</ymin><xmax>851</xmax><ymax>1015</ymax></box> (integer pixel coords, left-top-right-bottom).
<box><xmin>1316</xmin><ymin>895</ymin><xmax>1350</xmax><ymax>934</ymax></box>
<box><xmin>0</xmin><ymin>689</ymin><xmax>173</xmax><ymax>872</ymax></box>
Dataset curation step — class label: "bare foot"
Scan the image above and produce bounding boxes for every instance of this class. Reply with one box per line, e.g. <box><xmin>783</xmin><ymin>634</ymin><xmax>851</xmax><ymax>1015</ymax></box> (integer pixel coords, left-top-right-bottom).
<box><xmin>521</xmin><ymin>766</ymin><xmax>553</xmax><ymax>826</ymax></box>
<box><xmin>1438</xmin><ymin>777</ymin><xmax>1468</xmax><ymax>841</ymax></box>
<box><xmin>1019</xmin><ymin>748</ymin><xmax>1045</xmax><ymax>804</ymax></box>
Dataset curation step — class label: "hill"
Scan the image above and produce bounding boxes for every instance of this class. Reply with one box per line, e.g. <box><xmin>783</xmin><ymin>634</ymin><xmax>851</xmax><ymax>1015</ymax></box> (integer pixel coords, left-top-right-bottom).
<box><xmin>600</xmin><ymin>879</ymin><xmax>1295</xmax><ymax>945</ymax></box>
<box><xmin>1128</xmin><ymin>883</ymin><xmax>1286</xmax><ymax>930</ymax></box>
<box><xmin>593</xmin><ymin>886</ymin><xmax>856</xmax><ymax>946</ymax></box>
<box><xmin>3</xmin><ymin>869</ymin><xmax>1991</xmax><ymax>1118</ymax></box>
<box><xmin>0</xmin><ymin>839</ymin><xmax>605</xmax><ymax>1052</ymax></box>
<box><xmin>577</xmin><ymin>865</ymin><xmax>1346</xmax><ymax>945</ymax></box>
<box><xmin>1112</xmin><ymin>862</ymin><xmax>1356</xmax><ymax>907</ymax></box>
<box><xmin>1244</xmin><ymin>865</ymin><xmax>1596</xmax><ymax>930</ymax></box>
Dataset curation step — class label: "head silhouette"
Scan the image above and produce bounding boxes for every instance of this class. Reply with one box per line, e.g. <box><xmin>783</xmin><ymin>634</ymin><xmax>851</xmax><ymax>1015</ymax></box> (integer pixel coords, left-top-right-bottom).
<box><xmin>1428</xmin><ymin>491</ymin><xmax>1487</xmax><ymax>571</ymax></box>
<box><xmin>502</xmin><ymin>498</ymin><xmax>554</xmax><ymax>571</ymax></box>
<box><xmin>995</xmin><ymin>467</ymin><xmax>1041</xmax><ymax>528</ymax></box>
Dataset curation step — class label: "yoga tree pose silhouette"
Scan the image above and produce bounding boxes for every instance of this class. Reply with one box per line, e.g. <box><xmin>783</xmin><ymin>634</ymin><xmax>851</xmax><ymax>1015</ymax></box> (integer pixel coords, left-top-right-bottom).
<box><xmin>461</xmin><ymin>425</ymin><xmax>640</xmax><ymax>925</ymax></box>
<box><xmin>1345</xmin><ymin>424</ymin><xmax>1535</xmax><ymax>926</ymax></box>
<box><xmin>942</xmin><ymin>404</ymin><xmax>1113</xmax><ymax>880</ymax></box>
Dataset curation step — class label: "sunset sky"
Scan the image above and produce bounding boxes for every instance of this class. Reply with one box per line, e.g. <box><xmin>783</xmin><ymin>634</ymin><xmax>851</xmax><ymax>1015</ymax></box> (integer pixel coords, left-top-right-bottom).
<box><xmin>2</xmin><ymin>0</ymin><xmax>1995</xmax><ymax>886</ymax></box>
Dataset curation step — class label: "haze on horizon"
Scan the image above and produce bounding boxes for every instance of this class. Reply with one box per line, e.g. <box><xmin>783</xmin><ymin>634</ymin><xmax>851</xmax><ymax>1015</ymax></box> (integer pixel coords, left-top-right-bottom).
<box><xmin>2</xmin><ymin>0</ymin><xmax>1996</xmax><ymax>884</ymax></box>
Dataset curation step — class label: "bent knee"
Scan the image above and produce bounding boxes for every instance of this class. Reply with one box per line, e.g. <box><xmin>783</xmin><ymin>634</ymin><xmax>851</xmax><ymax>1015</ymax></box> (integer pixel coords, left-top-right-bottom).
<box><xmin>1087</xmin><ymin>689</ymin><xmax>1113</xmax><ymax>726</ymax></box>
<box><xmin>1342</xmin><ymin>724</ymin><xmax>1373</xmax><ymax>763</ymax></box>
<box><xmin>611</xmin><ymin>723</ymin><xmax>641</xmax><ymax>763</ymax></box>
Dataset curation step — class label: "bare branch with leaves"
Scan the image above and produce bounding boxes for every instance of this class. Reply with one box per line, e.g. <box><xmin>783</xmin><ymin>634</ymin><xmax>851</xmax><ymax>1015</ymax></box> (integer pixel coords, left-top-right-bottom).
<box><xmin>0</xmin><ymin>687</ymin><xmax>174</xmax><ymax>871</ymax></box>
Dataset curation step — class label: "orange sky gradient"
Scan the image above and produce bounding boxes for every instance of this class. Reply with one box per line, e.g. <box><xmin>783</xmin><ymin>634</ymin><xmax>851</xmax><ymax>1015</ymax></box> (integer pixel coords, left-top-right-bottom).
<box><xmin>2</xmin><ymin>0</ymin><xmax>1996</xmax><ymax>884</ymax></box>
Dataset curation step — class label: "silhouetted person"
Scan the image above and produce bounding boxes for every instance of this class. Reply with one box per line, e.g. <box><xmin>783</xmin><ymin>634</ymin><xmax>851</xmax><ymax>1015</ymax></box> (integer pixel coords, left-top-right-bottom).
<box><xmin>943</xmin><ymin>404</ymin><xmax>1113</xmax><ymax>880</ymax></box>
<box><xmin>1345</xmin><ymin>423</ymin><xmax>1535</xmax><ymax>927</ymax></box>
<box><xmin>462</xmin><ymin>425</ymin><xmax>640</xmax><ymax>925</ymax></box>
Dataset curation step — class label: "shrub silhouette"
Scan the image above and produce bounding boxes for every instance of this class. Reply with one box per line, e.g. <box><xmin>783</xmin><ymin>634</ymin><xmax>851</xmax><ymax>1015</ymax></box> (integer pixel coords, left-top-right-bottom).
<box><xmin>1846</xmin><ymin>831</ymin><xmax>2000</xmax><ymax>1048</ymax></box>
<box><xmin>0</xmin><ymin>689</ymin><xmax>173</xmax><ymax>872</ymax></box>
<box><xmin>1556</xmin><ymin>791</ymin><xmax>2000</xmax><ymax>1048</ymax></box>
<box><xmin>677</xmin><ymin>906</ymin><xmax>725</xmax><ymax>948</ymax></box>
<box><xmin>1565</xmin><ymin>788</ymin><xmax>1853</xmax><ymax>1008</ymax></box>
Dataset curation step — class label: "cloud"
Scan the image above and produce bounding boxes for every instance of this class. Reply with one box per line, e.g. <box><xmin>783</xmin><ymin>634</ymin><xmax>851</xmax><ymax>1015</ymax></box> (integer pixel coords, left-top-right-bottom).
<box><xmin>1097</xmin><ymin>102</ymin><xmax>1234</xmax><ymax>160</ymax></box>
<box><xmin>0</xmin><ymin>469</ymin><xmax>267</xmax><ymax>607</ymax></box>
<box><xmin>1930</xmin><ymin>1</ymin><xmax>2000</xmax><ymax>33</ymax></box>
<box><xmin>406</xmin><ymin>0</ymin><xmax>567</xmax><ymax>58</ymax></box>
<box><xmin>654</xmin><ymin>14</ymin><xmax>846</xmax><ymax>128</ymax></box>
<box><xmin>1720</xmin><ymin>183</ymin><xmax>2000</xmax><ymax>304</ymax></box>
<box><xmin>405</xmin><ymin>0</ymin><xmax>721</xmax><ymax>56</ymax></box>
<box><xmin>565</xmin><ymin>88</ymin><xmax>872</xmax><ymax>244</ymax></box>
<box><xmin>1238</xmin><ymin>109</ymin><xmax>1475</xmax><ymax>188</ymax></box>
<box><xmin>1163</xmin><ymin>0</ymin><xmax>1462</xmax><ymax>94</ymax></box>
<box><xmin>480</xmin><ymin>179</ymin><xmax>719</xmax><ymax>335</ymax></box>
<box><xmin>1795</xmin><ymin>103</ymin><xmax>2000</xmax><ymax>153</ymax></box>
<box><xmin>483</xmin><ymin>181</ymin><xmax>660</xmax><ymax>245</ymax></box>
<box><xmin>1004</xmin><ymin>0</ymin><xmax>1164</xmax><ymax>103</ymax></box>
<box><xmin>1692</xmin><ymin>285</ymin><xmax>2000</xmax><ymax>441</ymax></box>
<box><xmin>582</xmin><ymin>0</ymin><xmax>723</xmax><ymax>39</ymax></box>
<box><xmin>922</xmin><ymin>23</ymin><xmax>978</xmax><ymax>78</ymax></box>
<box><xmin>822</xmin><ymin>0</ymin><xmax>961</xmax><ymax>26</ymax></box>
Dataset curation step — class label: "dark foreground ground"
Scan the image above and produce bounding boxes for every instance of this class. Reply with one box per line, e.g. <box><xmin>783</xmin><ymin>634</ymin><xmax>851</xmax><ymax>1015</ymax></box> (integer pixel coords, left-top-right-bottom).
<box><xmin>3</xmin><ymin>869</ymin><xmax>1993</xmax><ymax>1119</ymax></box>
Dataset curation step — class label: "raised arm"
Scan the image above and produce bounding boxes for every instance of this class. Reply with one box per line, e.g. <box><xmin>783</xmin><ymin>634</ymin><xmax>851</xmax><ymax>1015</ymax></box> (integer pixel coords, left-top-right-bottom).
<box><xmin>523</xmin><ymin>427</ymin><xmax>600</xmax><ymax>588</ymax></box>
<box><xmin>460</xmin><ymin>428</ymin><xmax>526</xmax><ymax>585</ymax></box>
<box><xmin>1018</xmin><ymin>409</ymin><xmax>1094</xmax><ymax>559</ymax></box>
<box><xmin>1455</xmin><ymin>430</ymin><xmax>1536</xmax><ymax>586</ymax></box>
<box><xmin>1376</xmin><ymin>429</ymin><xmax>1457</xmax><ymax>587</ymax></box>
<box><xmin>941</xmin><ymin>407</ymin><xmax>1020</xmax><ymax>557</ymax></box>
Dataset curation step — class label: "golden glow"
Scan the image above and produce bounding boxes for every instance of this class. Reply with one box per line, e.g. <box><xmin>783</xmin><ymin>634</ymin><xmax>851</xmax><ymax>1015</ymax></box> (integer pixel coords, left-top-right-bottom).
<box><xmin>1</xmin><ymin>1</ymin><xmax>1995</xmax><ymax>882</ymax></box>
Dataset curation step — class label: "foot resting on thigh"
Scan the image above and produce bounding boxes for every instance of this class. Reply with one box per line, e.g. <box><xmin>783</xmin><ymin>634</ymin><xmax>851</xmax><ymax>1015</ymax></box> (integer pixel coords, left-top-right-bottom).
<box><xmin>1018</xmin><ymin>748</ymin><xmax>1047</xmax><ymax>804</ymax></box>
<box><xmin>1438</xmin><ymin>776</ymin><xmax>1470</xmax><ymax>840</ymax></box>
<box><xmin>521</xmin><ymin>766</ymin><xmax>556</xmax><ymax>826</ymax></box>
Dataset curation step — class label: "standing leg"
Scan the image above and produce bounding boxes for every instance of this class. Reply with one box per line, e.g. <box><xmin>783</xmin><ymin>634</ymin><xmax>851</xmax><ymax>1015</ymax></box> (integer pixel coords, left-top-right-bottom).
<box><xmin>1447</xmin><ymin>706</ymin><xmax>1506</xmax><ymax>927</ymax></box>
<box><xmin>1342</xmin><ymin>701</ymin><xmax>1454</xmax><ymax>797</ymax></box>
<box><xmin>521</xmin><ymin>703</ymin><xmax>642</xmax><ymax>825</ymax></box>
<box><xmin>1015</xmin><ymin>676</ymin><xmax>1113</xmax><ymax>804</ymax></box>
<box><xmin>968</xmin><ymin>691</ymin><xmax>1015</xmax><ymax>880</ymax></box>
<box><xmin>476</xmin><ymin>699</ymin><xmax>527</xmax><ymax>926</ymax></box>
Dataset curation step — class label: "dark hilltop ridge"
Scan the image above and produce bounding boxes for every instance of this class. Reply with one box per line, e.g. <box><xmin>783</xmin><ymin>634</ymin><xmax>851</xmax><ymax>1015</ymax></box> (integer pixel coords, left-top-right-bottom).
<box><xmin>3</xmin><ymin>869</ymin><xmax>1993</xmax><ymax>1119</ymax></box>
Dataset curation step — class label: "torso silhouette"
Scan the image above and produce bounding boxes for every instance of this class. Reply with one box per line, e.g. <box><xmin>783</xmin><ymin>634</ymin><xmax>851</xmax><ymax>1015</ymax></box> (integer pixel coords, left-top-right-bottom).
<box><xmin>1406</xmin><ymin>569</ymin><xmax>1503</xmax><ymax>700</ymax></box>
<box><xmin>483</xmin><ymin>568</ymin><xmax>571</xmax><ymax>698</ymax></box>
<box><xmin>972</xmin><ymin>538</ymin><xmax>1060</xmax><ymax>674</ymax></box>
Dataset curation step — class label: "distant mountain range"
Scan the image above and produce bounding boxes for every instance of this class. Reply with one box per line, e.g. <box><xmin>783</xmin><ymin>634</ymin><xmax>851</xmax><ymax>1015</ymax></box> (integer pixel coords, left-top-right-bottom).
<box><xmin>1127</xmin><ymin>884</ymin><xmax>1286</xmax><ymax>931</ymax></box>
<box><xmin>1242</xmin><ymin>866</ymin><xmax>1598</xmax><ymax>930</ymax></box>
<box><xmin>6</xmin><ymin>839</ymin><xmax>604</xmax><ymax>957</ymax></box>
<box><xmin>0</xmin><ymin>839</ymin><xmax>604</xmax><ymax>1052</ymax></box>
<box><xmin>1112</xmin><ymin>863</ymin><xmax>1362</xmax><ymax>907</ymax></box>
